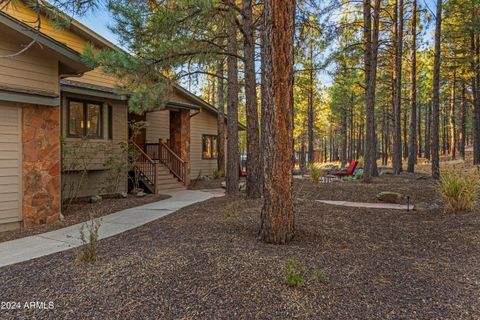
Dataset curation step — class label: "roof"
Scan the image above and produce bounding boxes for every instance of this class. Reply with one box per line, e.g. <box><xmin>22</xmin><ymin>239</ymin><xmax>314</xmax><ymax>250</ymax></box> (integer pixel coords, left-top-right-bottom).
<box><xmin>0</xmin><ymin>11</ymin><xmax>88</xmax><ymax>74</ymax></box>
<box><xmin>18</xmin><ymin>0</ymin><xmax>246</xmax><ymax>129</ymax></box>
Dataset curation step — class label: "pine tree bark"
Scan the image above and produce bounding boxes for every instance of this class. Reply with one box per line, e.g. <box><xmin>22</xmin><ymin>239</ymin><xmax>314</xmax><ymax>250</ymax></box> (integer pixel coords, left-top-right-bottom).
<box><xmin>459</xmin><ymin>80</ymin><xmax>466</xmax><ymax>160</ymax></box>
<box><xmin>216</xmin><ymin>60</ymin><xmax>226</xmax><ymax>174</ymax></box>
<box><xmin>431</xmin><ymin>0</ymin><xmax>442</xmax><ymax>179</ymax></box>
<box><xmin>393</xmin><ymin>0</ymin><xmax>404</xmax><ymax>174</ymax></box>
<box><xmin>258</xmin><ymin>0</ymin><xmax>296</xmax><ymax>244</ymax></box>
<box><xmin>425</xmin><ymin>103</ymin><xmax>431</xmax><ymax>160</ymax></box>
<box><xmin>472</xmin><ymin>30</ymin><xmax>480</xmax><ymax>165</ymax></box>
<box><xmin>407</xmin><ymin>0</ymin><xmax>417</xmax><ymax>172</ymax></box>
<box><xmin>363</xmin><ymin>0</ymin><xmax>381</xmax><ymax>183</ymax></box>
<box><xmin>449</xmin><ymin>70</ymin><xmax>457</xmax><ymax>160</ymax></box>
<box><xmin>307</xmin><ymin>42</ymin><xmax>315</xmax><ymax>164</ymax></box>
<box><xmin>226</xmin><ymin>22</ymin><xmax>239</xmax><ymax>194</ymax></box>
<box><xmin>417</xmin><ymin>104</ymin><xmax>422</xmax><ymax>159</ymax></box>
<box><xmin>341</xmin><ymin>106</ymin><xmax>347</xmax><ymax>167</ymax></box>
<box><xmin>242</xmin><ymin>0</ymin><xmax>262</xmax><ymax>198</ymax></box>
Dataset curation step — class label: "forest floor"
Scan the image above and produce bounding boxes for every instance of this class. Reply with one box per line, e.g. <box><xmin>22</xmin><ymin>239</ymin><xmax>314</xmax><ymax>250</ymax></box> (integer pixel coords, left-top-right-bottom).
<box><xmin>1</xmin><ymin>169</ymin><xmax>480</xmax><ymax>319</ymax></box>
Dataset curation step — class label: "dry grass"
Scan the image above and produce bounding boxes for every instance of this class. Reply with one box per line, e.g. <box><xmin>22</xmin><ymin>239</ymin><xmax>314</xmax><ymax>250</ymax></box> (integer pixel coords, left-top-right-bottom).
<box><xmin>439</xmin><ymin>171</ymin><xmax>479</xmax><ymax>212</ymax></box>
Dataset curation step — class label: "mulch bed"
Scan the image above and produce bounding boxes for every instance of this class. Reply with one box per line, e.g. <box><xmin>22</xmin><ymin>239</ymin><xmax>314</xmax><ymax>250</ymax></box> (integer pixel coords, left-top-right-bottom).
<box><xmin>1</xmin><ymin>173</ymin><xmax>480</xmax><ymax>319</ymax></box>
<box><xmin>0</xmin><ymin>194</ymin><xmax>170</xmax><ymax>244</ymax></box>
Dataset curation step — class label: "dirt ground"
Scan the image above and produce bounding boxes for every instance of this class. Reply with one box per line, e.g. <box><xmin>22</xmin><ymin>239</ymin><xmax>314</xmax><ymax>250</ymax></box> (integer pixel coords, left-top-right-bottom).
<box><xmin>1</xmin><ymin>171</ymin><xmax>479</xmax><ymax>319</ymax></box>
<box><xmin>0</xmin><ymin>194</ymin><xmax>170</xmax><ymax>244</ymax></box>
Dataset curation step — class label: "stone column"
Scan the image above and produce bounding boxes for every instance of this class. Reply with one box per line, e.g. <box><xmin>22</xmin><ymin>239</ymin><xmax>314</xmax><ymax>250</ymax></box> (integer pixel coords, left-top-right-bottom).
<box><xmin>22</xmin><ymin>104</ymin><xmax>61</xmax><ymax>226</ymax></box>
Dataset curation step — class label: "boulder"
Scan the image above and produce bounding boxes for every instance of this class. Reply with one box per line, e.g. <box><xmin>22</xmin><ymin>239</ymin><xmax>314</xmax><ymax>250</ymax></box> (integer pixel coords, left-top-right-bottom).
<box><xmin>120</xmin><ymin>192</ymin><xmax>128</xmax><ymax>198</ymax></box>
<box><xmin>376</xmin><ymin>192</ymin><xmax>403</xmax><ymax>204</ymax></box>
<box><xmin>136</xmin><ymin>191</ymin><xmax>146</xmax><ymax>197</ymax></box>
<box><xmin>89</xmin><ymin>195</ymin><xmax>102</xmax><ymax>203</ymax></box>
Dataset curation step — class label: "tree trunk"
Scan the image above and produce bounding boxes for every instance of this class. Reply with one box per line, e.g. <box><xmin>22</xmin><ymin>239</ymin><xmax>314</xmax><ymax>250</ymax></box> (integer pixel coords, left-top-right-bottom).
<box><xmin>431</xmin><ymin>0</ymin><xmax>442</xmax><ymax>179</ymax></box>
<box><xmin>216</xmin><ymin>60</ymin><xmax>226</xmax><ymax>175</ymax></box>
<box><xmin>243</xmin><ymin>0</ymin><xmax>262</xmax><ymax>198</ymax></box>
<box><xmin>340</xmin><ymin>106</ymin><xmax>347</xmax><ymax>167</ymax></box>
<box><xmin>259</xmin><ymin>0</ymin><xmax>295</xmax><ymax>244</ymax></box>
<box><xmin>417</xmin><ymin>104</ymin><xmax>422</xmax><ymax>159</ymax></box>
<box><xmin>449</xmin><ymin>70</ymin><xmax>457</xmax><ymax>160</ymax></box>
<box><xmin>349</xmin><ymin>94</ymin><xmax>354</xmax><ymax>161</ymax></box>
<box><xmin>425</xmin><ymin>103</ymin><xmax>431</xmax><ymax>160</ymax></box>
<box><xmin>392</xmin><ymin>0</ymin><xmax>404</xmax><ymax>174</ymax></box>
<box><xmin>472</xmin><ymin>31</ymin><xmax>480</xmax><ymax>164</ymax></box>
<box><xmin>363</xmin><ymin>0</ymin><xmax>381</xmax><ymax>182</ymax></box>
<box><xmin>407</xmin><ymin>0</ymin><xmax>417</xmax><ymax>172</ymax></box>
<box><xmin>226</xmin><ymin>22</ymin><xmax>239</xmax><ymax>194</ymax></box>
<box><xmin>459</xmin><ymin>80</ymin><xmax>466</xmax><ymax>160</ymax></box>
<box><xmin>307</xmin><ymin>42</ymin><xmax>315</xmax><ymax>164</ymax></box>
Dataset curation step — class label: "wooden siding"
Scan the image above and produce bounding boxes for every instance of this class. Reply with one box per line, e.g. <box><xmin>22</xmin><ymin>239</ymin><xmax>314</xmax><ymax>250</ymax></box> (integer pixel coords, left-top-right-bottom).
<box><xmin>146</xmin><ymin>110</ymin><xmax>169</xmax><ymax>143</ymax></box>
<box><xmin>190</xmin><ymin>111</ymin><xmax>219</xmax><ymax>178</ymax></box>
<box><xmin>3</xmin><ymin>2</ymin><xmax>118</xmax><ymax>89</ymax></box>
<box><xmin>0</xmin><ymin>33</ymin><xmax>59</xmax><ymax>95</ymax></box>
<box><xmin>0</xmin><ymin>102</ymin><xmax>22</xmax><ymax>224</ymax></box>
<box><xmin>61</xmin><ymin>94</ymin><xmax>128</xmax><ymax>197</ymax></box>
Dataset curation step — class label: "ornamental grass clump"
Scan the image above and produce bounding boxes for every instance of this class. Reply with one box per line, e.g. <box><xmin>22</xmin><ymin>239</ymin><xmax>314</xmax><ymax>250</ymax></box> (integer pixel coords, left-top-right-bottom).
<box><xmin>309</xmin><ymin>164</ymin><xmax>324</xmax><ymax>183</ymax></box>
<box><xmin>283</xmin><ymin>259</ymin><xmax>306</xmax><ymax>287</ymax></box>
<box><xmin>439</xmin><ymin>171</ymin><xmax>479</xmax><ymax>212</ymax></box>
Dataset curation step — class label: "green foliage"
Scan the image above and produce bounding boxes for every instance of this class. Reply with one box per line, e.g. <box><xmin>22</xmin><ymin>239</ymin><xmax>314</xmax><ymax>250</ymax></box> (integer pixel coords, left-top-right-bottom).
<box><xmin>439</xmin><ymin>171</ymin><xmax>479</xmax><ymax>211</ymax></box>
<box><xmin>213</xmin><ymin>170</ymin><xmax>224</xmax><ymax>179</ymax></box>
<box><xmin>342</xmin><ymin>176</ymin><xmax>354</xmax><ymax>182</ymax></box>
<box><xmin>354</xmin><ymin>171</ymin><xmax>364</xmax><ymax>180</ymax></box>
<box><xmin>223</xmin><ymin>202</ymin><xmax>236</xmax><ymax>219</ymax></box>
<box><xmin>357</xmin><ymin>156</ymin><xmax>365</xmax><ymax>168</ymax></box>
<box><xmin>75</xmin><ymin>217</ymin><xmax>101</xmax><ymax>263</ymax></box>
<box><xmin>311</xmin><ymin>269</ymin><xmax>324</xmax><ymax>283</ymax></box>
<box><xmin>284</xmin><ymin>259</ymin><xmax>306</xmax><ymax>287</ymax></box>
<box><xmin>309</xmin><ymin>164</ymin><xmax>324</xmax><ymax>183</ymax></box>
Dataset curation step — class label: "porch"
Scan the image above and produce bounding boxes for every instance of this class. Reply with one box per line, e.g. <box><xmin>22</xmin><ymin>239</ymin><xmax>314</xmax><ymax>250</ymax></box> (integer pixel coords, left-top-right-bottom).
<box><xmin>129</xmin><ymin>107</ymin><xmax>194</xmax><ymax>194</ymax></box>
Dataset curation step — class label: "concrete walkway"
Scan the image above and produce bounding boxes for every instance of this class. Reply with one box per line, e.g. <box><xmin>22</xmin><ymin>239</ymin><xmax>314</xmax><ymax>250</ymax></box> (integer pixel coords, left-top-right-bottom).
<box><xmin>0</xmin><ymin>189</ymin><xmax>223</xmax><ymax>268</ymax></box>
<box><xmin>317</xmin><ymin>200</ymin><xmax>413</xmax><ymax>210</ymax></box>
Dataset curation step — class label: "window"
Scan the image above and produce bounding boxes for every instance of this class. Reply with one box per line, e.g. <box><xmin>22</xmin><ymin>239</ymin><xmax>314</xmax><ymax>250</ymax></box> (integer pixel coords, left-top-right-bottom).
<box><xmin>107</xmin><ymin>105</ymin><xmax>113</xmax><ymax>140</ymax></box>
<box><xmin>67</xmin><ymin>99</ymin><xmax>103</xmax><ymax>138</ymax></box>
<box><xmin>202</xmin><ymin>135</ymin><xmax>218</xmax><ymax>159</ymax></box>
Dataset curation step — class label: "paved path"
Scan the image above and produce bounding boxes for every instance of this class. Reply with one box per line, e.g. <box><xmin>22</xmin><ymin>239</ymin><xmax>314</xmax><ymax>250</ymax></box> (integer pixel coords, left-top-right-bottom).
<box><xmin>317</xmin><ymin>200</ymin><xmax>413</xmax><ymax>210</ymax></box>
<box><xmin>0</xmin><ymin>189</ymin><xmax>223</xmax><ymax>268</ymax></box>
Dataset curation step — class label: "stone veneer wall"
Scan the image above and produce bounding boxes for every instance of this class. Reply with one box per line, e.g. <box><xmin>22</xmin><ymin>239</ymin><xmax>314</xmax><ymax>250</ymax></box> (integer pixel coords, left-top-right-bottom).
<box><xmin>22</xmin><ymin>104</ymin><xmax>61</xmax><ymax>226</ymax></box>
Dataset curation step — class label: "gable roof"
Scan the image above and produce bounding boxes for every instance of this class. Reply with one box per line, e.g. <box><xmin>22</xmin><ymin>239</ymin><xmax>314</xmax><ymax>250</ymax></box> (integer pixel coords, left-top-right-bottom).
<box><xmin>0</xmin><ymin>11</ymin><xmax>88</xmax><ymax>74</ymax></box>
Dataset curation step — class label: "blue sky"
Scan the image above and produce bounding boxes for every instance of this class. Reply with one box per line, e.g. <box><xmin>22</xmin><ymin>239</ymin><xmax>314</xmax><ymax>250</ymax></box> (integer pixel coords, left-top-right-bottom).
<box><xmin>76</xmin><ymin>3</ymin><xmax>119</xmax><ymax>46</ymax></box>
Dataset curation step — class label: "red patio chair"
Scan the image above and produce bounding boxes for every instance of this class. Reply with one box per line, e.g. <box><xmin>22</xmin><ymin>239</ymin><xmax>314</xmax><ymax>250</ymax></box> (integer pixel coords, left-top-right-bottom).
<box><xmin>333</xmin><ymin>160</ymin><xmax>358</xmax><ymax>177</ymax></box>
<box><xmin>239</xmin><ymin>163</ymin><xmax>247</xmax><ymax>177</ymax></box>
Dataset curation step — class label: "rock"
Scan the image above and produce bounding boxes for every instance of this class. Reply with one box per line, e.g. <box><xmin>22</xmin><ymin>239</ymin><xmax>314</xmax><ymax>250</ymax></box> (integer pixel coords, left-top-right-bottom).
<box><xmin>239</xmin><ymin>182</ymin><xmax>246</xmax><ymax>191</ymax></box>
<box><xmin>379</xmin><ymin>169</ymin><xmax>394</xmax><ymax>176</ymax></box>
<box><xmin>136</xmin><ymin>191</ymin><xmax>146</xmax><ymax>197</ymax></box>
<box><xmin>119</xmin><ymin>192</ymin><xmax>128</xmax><ymax>198</ymax></box>
<box><xmin>376</xmin><ymin>192</ymin><xmax>403</xmax><ymax>204</ymax></box>
<box><xmin>89</xmin><ymin>195</ymin><xmax>102</xmax><ymax>203</ymax></box>
<box><xmin>199</xmin><ymin>175</ymin><xmax>210</xmax><ymax>181</ymax></box>
<box><xmin>59</xmin><ymin>213</ymin><xmax>65</xmax><ymax>222</ymax></box>
<box><xmin>414</xmin><ymin>202</ymin><xmax>440</xmax><ymax>211</ymax></box>
<box><xmin>221</xmin><ymin>181</ymin><xmax>226</xmax><ymax>189</ymax></box>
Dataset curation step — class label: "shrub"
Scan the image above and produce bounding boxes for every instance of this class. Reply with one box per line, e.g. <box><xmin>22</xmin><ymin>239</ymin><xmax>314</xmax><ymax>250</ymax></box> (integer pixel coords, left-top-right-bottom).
<box><xmin>439</xmin><ymin>171</ymin><xmax>479</xmax><ymax>211</ymax></box>
<box><xmin>75</xmin><ymin>217</ymin><xmax>102</xmax><ymax>263</ymax></box>
<box><xmin>354</xmin><ymin>170</ymin><xmax>364</xmax><ymax>180</ymax></box>
<box><xmin>309</xmin><ymin>164</ymin><xmax>324</xmax><ymax>183</ymax></box>
<box><xmin>223</xmin><ymin>202</ymin><xmax>236</xmax><ymax>218</ymax></box>
<box><xmin>284</xmin><ymin>259</ymin><xmax>306</xmax><ymax>287</ymax></box>
<box><xmin>311</xmin><ymin>269</ymin><xmax>324</xmax><ymax>283</ymax></box>
<box><xmin>357</xmin><ymin>156</ymin><xmax>365</xmax><ymax>168</ymax></box>
<box><xmin>213</xmin><ymin>170</ymin><xmax>224</xmax><ymax>179</ymax></box>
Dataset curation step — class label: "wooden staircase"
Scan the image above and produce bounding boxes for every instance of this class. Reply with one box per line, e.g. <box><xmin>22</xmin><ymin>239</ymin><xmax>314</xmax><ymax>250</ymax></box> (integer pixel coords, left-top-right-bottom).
<box><xmin>132</xmin><ymin>142</ymin><xmax>187</xmax><ymax>194</ymax></box>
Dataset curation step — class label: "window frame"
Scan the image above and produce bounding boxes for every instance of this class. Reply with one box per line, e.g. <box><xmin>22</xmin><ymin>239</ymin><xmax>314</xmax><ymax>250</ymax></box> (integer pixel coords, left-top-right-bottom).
<box><xmin>107</xmin><ymin>105</ymin><xmax>113</xmax><ymax>140</ymax></box>
<box><xmin>66</xmin><ymin>98</ymin><xmax>104</xmax><ymax>139</ymax></box>
<box><xmin>202</xmin><ymin>134</ymin><xmax>218</xmax><ymax>160</ymax></box>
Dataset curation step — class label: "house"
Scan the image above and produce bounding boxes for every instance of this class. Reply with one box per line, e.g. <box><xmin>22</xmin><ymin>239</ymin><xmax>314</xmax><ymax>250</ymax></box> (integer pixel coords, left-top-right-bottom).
<box><xmin>0</xmin><ymin>2</ymin><xmax>235</xmax><ymax>231</ymax></box>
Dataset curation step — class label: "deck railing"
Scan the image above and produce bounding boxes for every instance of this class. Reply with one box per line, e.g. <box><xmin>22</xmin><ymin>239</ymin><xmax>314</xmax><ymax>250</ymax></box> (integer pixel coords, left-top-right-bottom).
<box><xmin>158</xmin><ymin>141</ymin><xmax>187</xmax><ymax>184</ymax></box>
<box><xmin>132</xmin><ymin>142</ymin><xmax>158</xmax><ymax>193</ymax></box>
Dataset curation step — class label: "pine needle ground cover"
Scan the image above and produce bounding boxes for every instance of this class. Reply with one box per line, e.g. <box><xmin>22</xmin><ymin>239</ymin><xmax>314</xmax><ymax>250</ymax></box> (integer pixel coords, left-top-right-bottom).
<box><xmin>1</xmin><ymin>174</ymin><xmax>479</xmax><ymax>319</ymax></box>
